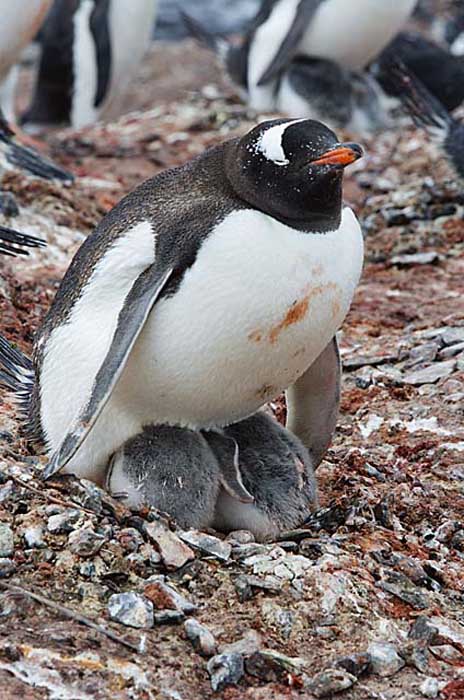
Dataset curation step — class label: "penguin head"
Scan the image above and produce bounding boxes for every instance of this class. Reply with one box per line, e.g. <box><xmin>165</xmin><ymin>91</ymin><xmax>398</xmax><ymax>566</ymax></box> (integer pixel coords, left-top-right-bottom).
<box><xmin>225</xmin><ymin>119</ymin><xmax>363</xmax><ymax>231</ymax></box>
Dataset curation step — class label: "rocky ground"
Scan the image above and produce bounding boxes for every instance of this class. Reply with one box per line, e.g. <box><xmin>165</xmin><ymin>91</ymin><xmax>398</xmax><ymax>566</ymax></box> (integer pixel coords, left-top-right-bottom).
<box><xmin>0</xmin><ymin>40</ymin><xmax>463</xmax><ymax>700</ymax></box>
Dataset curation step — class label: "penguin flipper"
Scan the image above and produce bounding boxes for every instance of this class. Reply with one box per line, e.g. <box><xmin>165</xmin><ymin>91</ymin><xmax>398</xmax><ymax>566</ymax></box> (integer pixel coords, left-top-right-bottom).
<box><xmin>42</xmin><ymin>264</ymin><xmax>173</xmax><ymax>480</ymax></box>
<box><xmin>203</xmin><ymin>430</ymin><xmax>255</xmax><ymax>504</ymax></box>
<box><xmin>256</xmin><ymin>0</ymin><xmax>324</xmax><ymax>86</ymax></box>
<box><xmin>285</xmin><ymin>335</ymin><xmax>341</xmax><ymax>469</ymax></box>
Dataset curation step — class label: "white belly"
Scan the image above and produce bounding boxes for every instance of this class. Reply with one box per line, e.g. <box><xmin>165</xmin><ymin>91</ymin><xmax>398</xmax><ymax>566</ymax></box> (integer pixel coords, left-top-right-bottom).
<box><xmin>300</xmin><ymin>0</ymin><xmax>416</xmax><ymax>70</ymax></box>
<box><xmin>56</xmin><ymin>206</ymin><xmax>363</xmax><ymax>482</ymax></box>
<box><xmin>115</xmin><ymin>207</ymin><xmax>363</xmax><ymax>426</ymax></box>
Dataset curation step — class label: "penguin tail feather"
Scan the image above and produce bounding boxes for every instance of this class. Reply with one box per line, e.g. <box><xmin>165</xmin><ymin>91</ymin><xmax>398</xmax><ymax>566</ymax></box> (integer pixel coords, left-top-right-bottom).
<box><xmin>0</xmin><ymin>226</ymin><xmax>46</xmax><ymax>257</ymax></box>
<box><xmin>0</xmin><ymin>335</ymin><xmax>35</xmax><ymax>421</ymax></box>
<box><xmin>382</xmin><ymin>59</ymin><xmax>453</xmax><ymax>143</ymax></box>
<box><xmin>6</xmin><ymin>141</ymin><xmax>74</xmax><ymax>183</ymax></box>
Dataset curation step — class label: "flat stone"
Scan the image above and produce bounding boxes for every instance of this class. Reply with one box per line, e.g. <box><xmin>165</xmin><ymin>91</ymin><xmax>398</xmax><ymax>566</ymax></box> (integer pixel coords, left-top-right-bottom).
<box><xmin>0</xmin><ymin>523</ymin><xmax>14</xmax><ymax>557</ymax></box>
<box><xmin>368</xmin><ymin>641</ymin><xmax>405</xmax><ymax>677</ymax></box>
<box><xmin>402</xmin><ymin>360</ymin><xmax>456</xmax><ymax>386</ymax></box>
<box><xmin>391</xmin><ymin>252</ymin><xmax>441</xmax><ymax>267</ymax></box>
<box><xmin>231</xmin><ymin>543</ymin><xmax>270</xmax><ymax>560</ymax></box>
<box><xmin>307</xmin><ymin>668</ymin><xmax>357</xmax><ymax>697</ymax></box>
<box><xmin>108</xmin><ymin>592</ymin><xmax>153</xmax><ymax>629</ymax></box>
<box><xmin>378</xmin><ymin>571</ymin><xmax>429</xmax><ymax>609</ymax></box>
<box><xmin>154</xmin><ymin>610</ymin><xmax>185</xmax><ymax>625</ymax></box>
<box><xmin>333</xmin><ymin>652</ymin><xmax>371</xmax><ymax>677</ymax></box>
<box><xmin>441</xmin><ymin>327</ymin><xmax>464</xmax><ymax>346</ymax></box>
<box><xmin>246</xmin><ymin>650</ymin><xmax>306</xmax><ymax>682</ymax></box>
<box><xmin>184</xmin><ymin>618</ymin><xmax>217</xmax><ymax>657</ymax></box>
<box><xmin>68</xmin><ymin>528</ymin><xmax>106</xmax><ymax>557</ymax></box>
<box><xmin>408</xmin><ymin>616</ymin><xmax>439</xmax><ymax>645</ymax></box>
<box><xmin>406</xmin><ymin>342</ymin><xmax>440</xmax><ymax>367</ymax></box>
<box><xmin>207</xmin><ymin>653</ymin><xmax>244</xmax><ymax>692</ymax></box>
<box><xmin>47</xmin><ymin>509</ymin><xmax>82</xmax><ymax>534</ymax></box>
<box><xmin>179</xmin><ymin>530</ymin><xmax>231</xmax><ymax>561</ymax></box>
<box><xmin>143</xmin><ymin>581</ymin><xmax>196</xmax><ymax>613</ymax></box>
<box><xmin>439</xmin><ymin>341</ymin><xmax>464</xmax><ymax>359</ymax></box>
<box><xmin>145</xmin><ymin>521</ymin><xmax>195</xmax><ymax>570</ymax></box>
<box><xmin>220</xmin><ymin>629</ymin><xmax>261</xmax><ymax>656</ymax></box>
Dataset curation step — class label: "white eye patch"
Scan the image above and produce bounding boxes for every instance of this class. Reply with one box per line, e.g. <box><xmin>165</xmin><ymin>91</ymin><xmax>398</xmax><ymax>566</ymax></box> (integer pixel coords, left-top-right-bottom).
<box><xmin>256</xmin><ymin>119</ymin><xmax>306</xmax><ymax>166</ymax></box>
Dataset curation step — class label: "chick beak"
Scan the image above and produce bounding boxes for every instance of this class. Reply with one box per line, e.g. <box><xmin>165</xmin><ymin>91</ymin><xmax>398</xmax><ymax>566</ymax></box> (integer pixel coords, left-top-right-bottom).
<box><xmin>311</xmin><ymin>142</ymin><xmax>363</xmax><ymax>167</ymax></box>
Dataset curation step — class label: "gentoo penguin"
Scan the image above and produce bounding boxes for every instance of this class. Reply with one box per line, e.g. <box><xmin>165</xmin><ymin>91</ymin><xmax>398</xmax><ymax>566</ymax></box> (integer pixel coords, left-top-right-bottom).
<box><xmin>275</xmin><ymin>56</ymin><xmax>385</xmax><ymax>132</ymax></box>
<box><xmin>0</xmin><ymin>108</ymin><xmax>73</xmax><ymax>182</ymax></box>
<box><xmin>0</xmin><ymin>0</ymin><xmax>52</xmax><ymax>121</ymax></box>
<box><xmin>384</xmin><ymin>61</ymin><xmax>464</xmax><ymax>180</ymax></box>
<box><xmin>0</xmin><ymin>118</ymin><xmax>364</xmax><ymax>485</ymax></box>
<box><xmin>0</xmin><ymin>226</ymin><xmax>46</xmax><ymax>257</ymax></box>
<box><xmin>23</xmin><ymin>0</ymin><xmax>158</xmax><ymax>129</ymax></box>
<box><xmin>184</xmin><ymin>1</ymin><xmax>416</xmax><ymax>111</ymax></box>
<box><xmin>374</xmin><ymin>32</ymin><xmax>464</xmax><ymax>113</ymax></box>
<box><xmin>106</xmin><ymin>413</ymin><xmax>318</xmax><ymax>541</ymax></box>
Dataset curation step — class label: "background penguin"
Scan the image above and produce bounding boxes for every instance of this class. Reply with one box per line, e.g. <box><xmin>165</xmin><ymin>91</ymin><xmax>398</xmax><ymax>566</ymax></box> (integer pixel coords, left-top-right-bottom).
<box><xmin>0</xmin><ymin>108</ymin><xmax>73</xmax><ymax>182</ymax></box>
<box><xmin>23</xmin><ymin>0</ymin><xmax>159</xmax><ymax>128</ymax></box>
<box><xmin>383</xmin><ymin>60</ymin><xmax>464</xmax><ymax>181</ymax></box>
<box><xmin>0</xmin><ymin>227</ymin><xmax>46</xmax><ymax>257</ymax></box>
<box><xmin>0</xmin><ymin>118</ymin><xmax>363</xmax><ymax>486</ymax></box>
<box><xmin>184</xmin><ymin>0</ymin><xmax>417</xmax><ymax>111</ymax></box>
<box><xmin>106</xmin><ymin>412</ymin><xmax>318</xmax><ymax>542</ymax></box>
<box><xmin>0</xmin><ymin>0</ymin><xmax>52</xmax><ymax>121</ymax></box>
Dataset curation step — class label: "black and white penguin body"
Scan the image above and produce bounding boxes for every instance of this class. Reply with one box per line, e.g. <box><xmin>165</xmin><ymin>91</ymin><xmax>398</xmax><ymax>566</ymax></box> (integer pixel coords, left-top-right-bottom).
<box><xmin>2</xmin><ymin>118</ymin><xmax>363</xmax><ymax>484</ymax></box>
<box><xmin>23</xmin><ymin>0</ymin><xmax>158</xmax><ymax>128</ymax></box>
<box><xmin>246</xmin><ymin>0</ymin><xmax>417</xmax><ymax>111</ymax></box>
<box><xmin>106</xmin><ymin>412</ymin><xmax>318</xmax><ymax>541</ymax></box>
<box><xmin>0</xmin><ymin>0</ymin><xmax>52</xmax><ymax>120</ymax></box>
<box><xmin>0</xmin><ymin>109</ymin><xmax>73</xmax><ymax>182</ymax></box>
<box><xmin>0</xmin><ymin>226</ymin><xmax>46</xmax><ymax>257</ymax></box>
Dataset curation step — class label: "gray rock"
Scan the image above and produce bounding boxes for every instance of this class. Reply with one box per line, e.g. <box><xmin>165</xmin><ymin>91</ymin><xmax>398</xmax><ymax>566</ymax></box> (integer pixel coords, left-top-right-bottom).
<box><xmin>23</xmin><ymin>525</ymin><xmax>45</xmax><ymax>549</ymax></box>
<box><xmin>143</xmin><ymin>580</ymin><xmax>196</xmax><ymax>614</ymax></box>
<box><xmin>333</xmin><ymin>652</ymin><xmax>371</xmax><ymax>677</ymax></box>
<box><xmin>145</xmin><ymin>521</ymin><xmax>195</xmax><ymax>571</ymax></box>
<box><xmin>0</xmin><ymin>558</ymin><xmax>15</xmax><ymax>578</ymax></box>
<box><xmin>179</xmin><ymin>530</ymin><xmax>231</xmax><ymax>562</ymax></box>
<box><xmin>68</xmin><ymin>528</ymin><xmax>106</xmax><ymax>557</ymax></box>
<box><xmin>441</xmin><ymin>327</ymin><xmax>464</xmax><ymax>346</ymax></box>
<box><xmin>184</xmin><ymin>618</ymin><xmax>217</xmax><ymax>657</ymax></box>
<box><xmin>419</xmin><ymin>677</ymin><xmax>441</xmax><ymax>698</ymax></box>
<box><xmin>406</xmin><ymin>342</ymin><xmax>440</xmax><ymax>367</ymax></box>
<box><xmin>67</xmin><ymin>479</ymin><xmax>103</xmax><ymax>515</ymax></box>
<box><xmin>368</xmin><ymin>641</ymin><xmax>405</xmax><ymax>677</ymax></box>
<box><xmin>307</xmin><ymin>668</ymin><xmax>357</xmax><ymax>697</ymax></box>
<box><xmin>261</xmin><ymin>601</ymin><xmax>294</xmax><ymax>639</ymax></box>
<box><xmin>391</xmin><ymin>252</ymin><xmax>441</xmax><ymax>267</ymax></box>
<box><xmin>409</xmin><ymin>617</ymin><xmax>439</xmax><ymax>645</ymax></box>
<box><xmin>234</xmin><ymin>574</ymin><xmax>281</xmax><ymax>603</ymax></box>
<box><xmin>118</xmin><ymin>527</ymin><xmax>144</xmax><ymax>553</ymax></box>
<box><xmin>220</xmin><ymin>629</ymin><xmax>261</xmax><ymax>656</ymax></box>
<box><xmin>154</xmin><ymin>610</ymin><xmax>185</xmax><ymax>625</ymax></box>
<box><xmin>378</xmin><ymin>571</ymin><xmax>429</xmax><ymax>609</ymax></box>
<box><xmin>231</xmin><ymin>543</ymin><xmax>270</xmax><ymax>560</ymax></box>
<box><xmin>0</xmin><ymin>481</ymin><xmax>14</xmax><ymax>503</ymax></box>
<box><xmin>207</xmin><ymin>653</ymin><xmax>244</xmax><ymax>692</ymax></box>
<box><xmin>439</xmin><ymin>341</ymin><xmax>464</xmax><ymax>359</ymax></box>
<box><xmin>246</xmin><ymin>650</ymin><xmax>306</xmax><ymax>682</ymax></box>
<box><xmin>402</xmin><ymin>360</ymin><xmax>456</xmax><ymax>385</ymax></box>
<box><xmin>0</xmin><ymin>523</ymin><xmax>14</xmax><ymax>557</ymax></box>
<box><xmin>226</xmin><ymin>530</ymin><xmax>255</xmax><ymax>545</ymax></box>
<box><xmin>47</xmin><ymin>509</ymin><xmax>81</xmax><ymax>534</ymax></box>
<box><xmin>108</xmin><ymin>592</ymin><xmax>154</xmax><ymax>629</ymax></box>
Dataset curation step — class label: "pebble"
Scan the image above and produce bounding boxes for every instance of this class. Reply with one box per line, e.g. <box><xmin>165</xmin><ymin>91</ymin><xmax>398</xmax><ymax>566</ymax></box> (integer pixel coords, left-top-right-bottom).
<box><xmin>333</xmin><ymin>652</ymin><xmax>371</xmax><ymax>677</ymax></box>
<box><xmin>67</xmin><ymin>479</ymin><xmax>103</xmax><ymax>515</ymax></box>
<box><xmin>179</xmin><ymin>530</ymin><xmax>231</xmax><ymax>562</ymax></box>
<box><xmin>367</xmin><ymin>641</ymin><xmax>405</xmax><ymax>677</ymax></box>
<box><xmin>0</xmin><ymin>523</ymin><xmax>14</xmax><ymax>557</ymax></box>
<box><xmin>0</xmin><ymin>558</ymin><xmax>16</xmax><ymax>577</ymax></box>
<box><xmin>391</xmin><ymin>252</ymin><xmax>440</xmax><ymax>267</ymax></box>
<box><xmin>23</xmin><ymin>525</ymin><xmax>45</xmax><ymax>549</ymax></box>
<box><xmin>145</xmin><ymin>521</ymin><xmax>195</xmax><ymax>571</ymax></box>
<box><xmin>231</xmin><ymin>543</ymin><xmax>269</xmax><ymax>560</ymax></box>
<box><xmin>107</xmin><ymin>592</ymin><xmax>154</xmax><ymax>629</ymax></box>
<box><xmin>118</xmin><ymin>527</ymin><xmax>144</xmax><ymax>553</ymax></box>
<box><xmin>307</xmin><ymin>668</ymin><xmax>357</xmax><ymax>697</ymax></box>
<box><xmin>154</xmin><ymin>610</ymin><xmax>185</xmax><ymax>625</ymax></box>
<box><xmin>225</xmin><ymin>530</ymin><xmax>255</xmax><ymax>545</ymax></box>
<box><xmin>419</xmin><ymin>677</ymin><xmax>441</xmax><ymax>698</ymax></box>
<box><xmin>402</xmin><ymin>360</ymin><xmax>456</xmax><ymax>385</ymax></box>
<box><xmin>68</xmin><ymin>528</ymin><xmax>106</xmax><ymax>557</ymax></box>
<box><xmin>245</xmin><ymin>650</ymin><xmax>306</xmax><ymax>682</ymax></box>
<box><xmin>47</xmin><ymin>509</ymin><xmax>82</xmax><ymax>534</ymax></box>
<box><xmin>143</xmin><ymin>580</ymin><xmax>196</xmax><ymax>613</ymax></box>
<box><xmin>207</xmin><ymin>652</ymin><xmax>244</xmax><ymax>692</ymax></box>
<box><xmin>220</xmin><ymin>629</ymin><xmax>261</xmax><ymax>656</ymax></box>
<box><xmin>184</xmin><ymin>618</ymin><xmax>217</xmax><ymax>657</ymax></box>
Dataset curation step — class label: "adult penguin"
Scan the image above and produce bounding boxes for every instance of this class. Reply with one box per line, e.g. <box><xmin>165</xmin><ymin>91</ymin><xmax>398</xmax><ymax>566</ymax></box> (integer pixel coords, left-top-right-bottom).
<box><xmin>23</xmin><ymin>0</ymin><xmax>158</xmax><ymax>128</ymax></box>
<box><xmin>0</xmin><ymin>0</ymin><xmax>52</xmax><ymax>120</ymax></box>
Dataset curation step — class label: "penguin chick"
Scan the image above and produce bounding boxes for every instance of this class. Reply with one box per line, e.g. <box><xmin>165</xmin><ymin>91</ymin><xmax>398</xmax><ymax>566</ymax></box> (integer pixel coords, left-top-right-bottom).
<box><xmin>0</xmin><ymin>109</ymin><xmax>73</xmax><ymax>182</ymax></box>
<box><xmin>207</xmin><ymin>412</ymin><xmax>318</xmax><ymax>542</ymax></box>
<box><xmin>106</xmin><ymin>425</ymin><xmax>221</xmax><ymax>530</ymax></box>
<box><xmin>383</xmin><ymin>60</ymin><xmax>464</xmax><ymax>180</ymax></box>
<box><xmin>0</xmin><ymin>226</ymin><xmax>46</xmax><ymax>257</ymax></box>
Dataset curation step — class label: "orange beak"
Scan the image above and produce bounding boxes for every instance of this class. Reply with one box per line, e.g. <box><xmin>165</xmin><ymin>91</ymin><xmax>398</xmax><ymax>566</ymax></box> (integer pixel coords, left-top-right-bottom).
<box><xmin>311</xmin><ymin>142</ymin><xmax>363</xmax><ymax>167</ymax></box>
